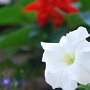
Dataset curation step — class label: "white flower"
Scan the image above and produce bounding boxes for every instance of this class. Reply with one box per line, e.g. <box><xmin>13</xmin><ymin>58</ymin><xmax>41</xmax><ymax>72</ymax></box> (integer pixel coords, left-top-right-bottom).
<box><xmin>41</xmin><ymin>27</ymin><xmax>90</xmax><ymax>90</ymax></box>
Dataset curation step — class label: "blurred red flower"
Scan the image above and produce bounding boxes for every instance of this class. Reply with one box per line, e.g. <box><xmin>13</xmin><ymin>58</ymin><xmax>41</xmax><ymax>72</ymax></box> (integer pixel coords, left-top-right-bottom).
<box><xmin>67</xmin><ymin>0</ymin><xmax>77</xmax><ymax>2</ymax></box>
<box><xmin>24</xmin><ymin>0</ymin><xmax>79</xmax><ymax>27</ymax></box>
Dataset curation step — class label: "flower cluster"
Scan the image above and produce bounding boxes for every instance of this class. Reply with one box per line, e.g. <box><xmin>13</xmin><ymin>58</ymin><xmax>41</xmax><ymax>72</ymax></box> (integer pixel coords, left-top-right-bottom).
<box><xmin>24</xmin><ymin>0</ymin><xmax>79</xmax><ymax>27</ymax></box>
<box><xmin>67</xmin><ymin>0</ymin><xmax>77</xmax><ymax>3</ymax></box>
<box><xmin>41</xmin><ymin>27</ymin><xmax>90</xmax><ymax>90</ymax></box>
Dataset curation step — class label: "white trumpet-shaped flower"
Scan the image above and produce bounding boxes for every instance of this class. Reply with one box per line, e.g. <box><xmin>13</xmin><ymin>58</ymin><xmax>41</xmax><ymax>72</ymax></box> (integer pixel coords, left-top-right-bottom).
<box><xmin>41</xmin><ymin>27</ymin><xmax>90</xmax><ymax>90</ymax></box>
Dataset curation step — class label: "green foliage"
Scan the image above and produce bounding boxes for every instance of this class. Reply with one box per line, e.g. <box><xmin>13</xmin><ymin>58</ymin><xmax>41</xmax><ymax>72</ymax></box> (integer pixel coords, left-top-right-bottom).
<box><xmin>76</xmin><ymin>84</ymin><xmax>90</xmax><ymax>90</ymax></box>
<box><xmin>0</xmin><ymin>26</ymin><xmax>32</xmax><ymax>49</ymax></box>
<box><xmin>19</xmin><ymin>0</ymin><xmax>35</xmax><ymax>6</ymax></box>
<box><xmin>0</xmin><ymin>0</ymin><xmax>90</xmax><ymax>89</ymax></box>
<box><xmin>65</xmin><ymin>14</ymin><xmax>85</xmax><ymax>30</ymax></box>
<box><xmin>0</xmin><ymin>6</ymin><xmax>22</xmax><ymax>25</ymax></box>
<box><xmin>0</xmin><ymin>0</ymin><xmax>36</xmax><ymax>25</ymax></box>
<box><xmin>0</xmin><ymin>25</ymin><xmax>47</xmax><ymax>49</ymax></box>
<box><xmin>49</xmin><ymin>26</ymin><xmax>68</xmax><ymax>42</ymax></box>
<box><xmin>79</xmin><ymin>0</ymin><xmax>90</xmax><ymax>11</ymax></box>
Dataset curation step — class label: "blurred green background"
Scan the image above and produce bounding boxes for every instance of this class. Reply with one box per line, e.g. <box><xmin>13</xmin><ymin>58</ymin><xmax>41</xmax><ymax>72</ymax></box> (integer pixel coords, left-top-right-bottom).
<box><xmin>0</xmin><ymin>0</ymin><xmax>90</xmax><ymax>90</ymax></box>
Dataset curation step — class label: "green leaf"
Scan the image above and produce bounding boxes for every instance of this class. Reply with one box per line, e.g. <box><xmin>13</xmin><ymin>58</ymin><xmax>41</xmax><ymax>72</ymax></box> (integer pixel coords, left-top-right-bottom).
<box><xmin>0</xmin><ymin>26</ymin><xmax>32</xmax><ymax>49</ymax></box>
<box><xmin>0</xmin><ymin>24</ymin><xmax>47</xmax><ymax>49</ymax></box>
<box><xmin>65</xmin><ymin>14</ymin><xmax>85</xmax><ymax>30</ymax></box>
<box><xmin>23</xmin><ymin>11</ymin><xmax>36</xmax><ymax>22</ymax></box>
<box><xmin>19</xmin><ymin>0</ymin><xmax>35</xmax><ymax>6</ymax></box>
<box><xmin>76</xmin><ymin>84</ymin><xmax>90</xmax><ymax>90</ymax></box>
<box><xmin>79</xmin><ymin>0</ymin><xmax>90</xmax><ymax>11</ymax></box>
<box><xmin>49</xmin><ymin>26</ymin><xmax>68</xmax><ymax>42</ymax></box>
<box><xmin>0</xmin><ymin>0</ymin><xmax>36</xmax><ymax>25</ymax></box>
<box><xmin>0</xmin><ymin>6</ymin><xmax>22</xmax><ymax>25</ymax></box>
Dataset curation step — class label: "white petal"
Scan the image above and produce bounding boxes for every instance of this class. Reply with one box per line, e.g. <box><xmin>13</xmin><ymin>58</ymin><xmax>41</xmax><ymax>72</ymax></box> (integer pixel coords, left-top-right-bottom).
<box><xmin>59</xmin><ymin>36</ymin><xmax>75</xmax><ymax>53</ymax></box>
<box><xmin>59</xmin><ymin>27</ymin><xmax>90</xmax><ymax>54</ymax></box>
<box><xmin>66</xmin><ymin>26</ymin><xmax>90</xmax><ymax>42</ymax></box>
<box><xmin>41</xmin><ymin>42</ymin><xmax>67</xmax><ymax>63</ymax></box>
<box><xmin>45</xmin><ymin>60</ymin><xmax>68</xmax><ymax>73</ymax></box>
<box><xmin>41</xmin><ymin>42</ymin><xmax>59</xmax><ymax>51</ymax></box>
<box><xmin>64</xmin><ymin>38</ymin><xmax>90</xmax><ymax>85</ymax></box>
<box><xmin>45</xmin><ymin>61</ymin><xmax>68</xmax><ymax>89</ymax></box>
<box><xmin>75</xmin><ymin>40</ymin><xmax>89</xmax><ymax>50</ymax></box>
<box><xmin>75</xmin><ymin>44</ymin><xmax>90</xmax><ymax>74</ymax></box>
<box><xmin>68</xmin><ymin>63</ymin><xmax>90</xmax><ymax>84</ymax></box>
<box><xmin>42</xmin><ymin>49</ymin><xmax>65</xmax><ymax>62</ymax></box>
<box><xmin>59</xmin><ymin>36</ymin><xmax>68</xmax><ymax>46</ymax></box>
<box><xmin>62</xmin><ymin>69</ymin><xmax>78</xmax><ymax>90</ymax></box>
<box><xmin>45</xmin><ymin>70</ymin><xmax>62</xmax><ymax>89</ymax></box>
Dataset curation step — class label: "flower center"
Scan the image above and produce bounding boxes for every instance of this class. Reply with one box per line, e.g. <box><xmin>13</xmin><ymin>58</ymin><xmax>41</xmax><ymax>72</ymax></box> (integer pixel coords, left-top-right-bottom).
<box><xmin>65</xmin><ymin>54</ymin><xmax>75</xmax><ymax>65</ymax></box>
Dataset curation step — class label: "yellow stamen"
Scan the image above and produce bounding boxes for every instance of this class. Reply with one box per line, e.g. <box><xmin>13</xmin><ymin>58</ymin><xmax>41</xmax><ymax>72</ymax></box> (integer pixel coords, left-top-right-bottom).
<box><xmin>65</xmin><ymin>54</ymin><xmax>75</xmax><ymax>65</ymax></box>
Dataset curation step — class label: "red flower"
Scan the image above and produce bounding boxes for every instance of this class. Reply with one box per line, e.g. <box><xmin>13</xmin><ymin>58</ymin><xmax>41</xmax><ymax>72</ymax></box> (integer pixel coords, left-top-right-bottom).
<box><xmin>24</xmin><ymin>0</ymin><xmax>79</xmax><ymax>27</ymax></box>
<box><xmin>67</xmin><ymin>0</ymin><xmax>77</xmax><ymax>3</ymax></box>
